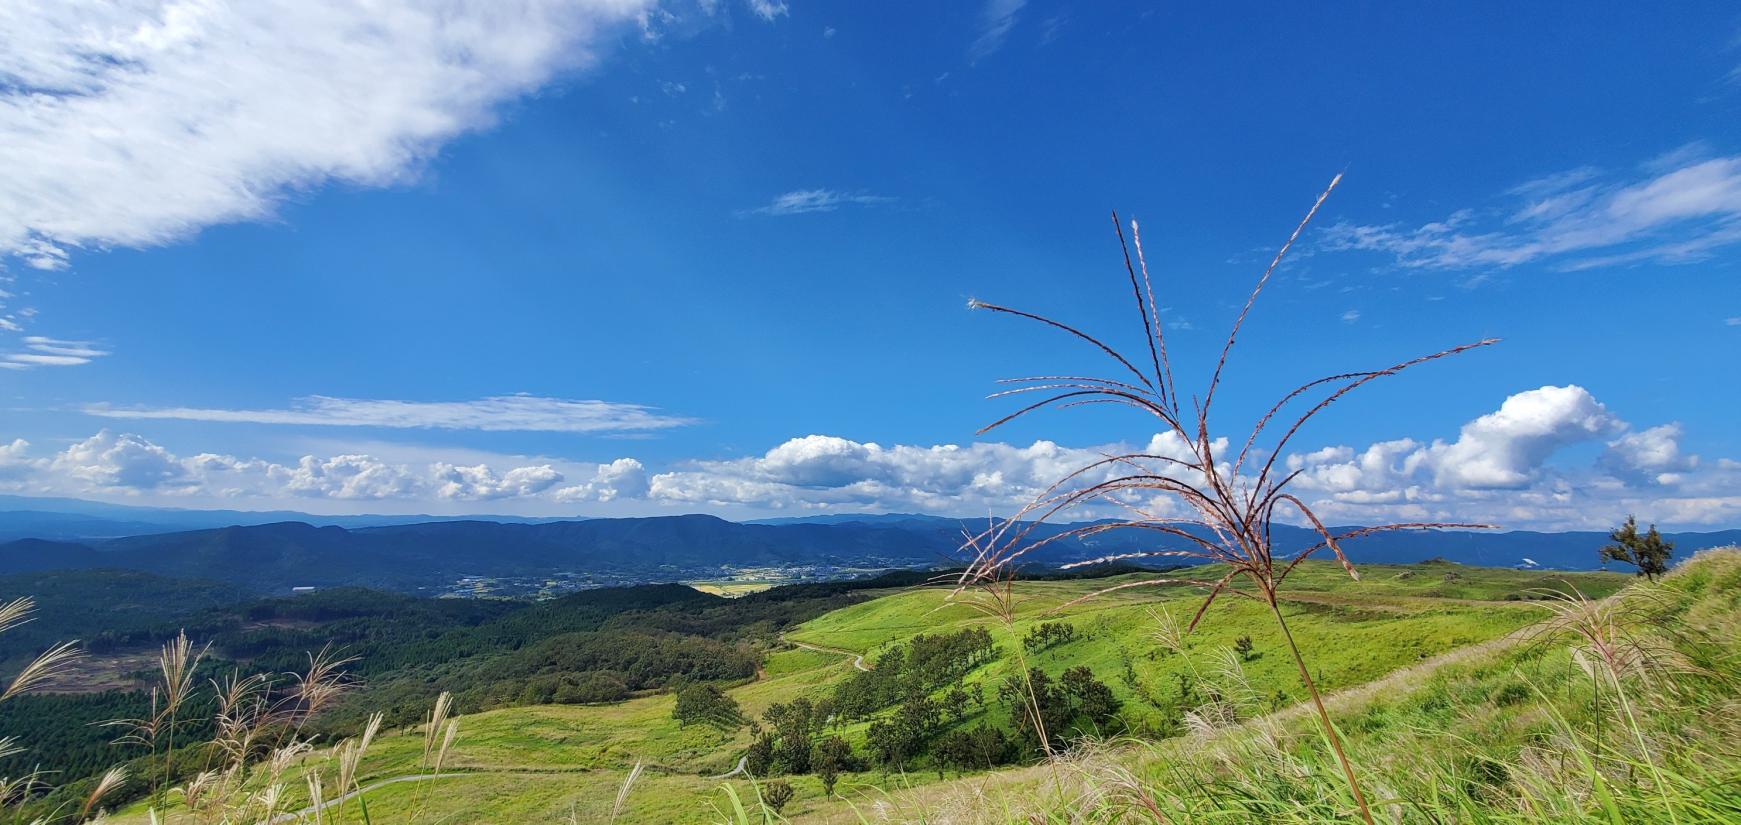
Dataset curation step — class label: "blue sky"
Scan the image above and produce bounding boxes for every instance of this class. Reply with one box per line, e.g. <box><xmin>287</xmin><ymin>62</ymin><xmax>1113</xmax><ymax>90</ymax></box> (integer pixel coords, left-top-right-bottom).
<box><xmin>2</xmin><ymin>1</ymin><xmax>1739</xmax><ymax>529</ymax></box>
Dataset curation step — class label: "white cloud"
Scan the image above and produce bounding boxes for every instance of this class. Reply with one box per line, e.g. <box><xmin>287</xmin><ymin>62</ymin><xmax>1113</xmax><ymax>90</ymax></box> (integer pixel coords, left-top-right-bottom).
<box><xmin>647</xmin><ymin>432</ymin><xmax>1224</xmax><ymax>513</ymax></box>
<box><xmin>276</xmin><ymin>454</ymin><xmax>425</xmax><ymax>501</ymax></box>
<box><xmin>1323</xmin><ymin>149</ymin><xmax>1741</xmax><ymax>272</ymax></box>
<box><xmin>0</xmin><ymin>0</ymin><xmax>651</xmax><ymax>269</ymax></box>
<box><xmin>80</xmin><ymin>394</ymin><xmax>694</xmax><ymax>434</ymax></box>
<box><xmin>0</xmin><ymin>439</ymin><xmax>40</xmax><ymax>480</ymax></box>
<box><xmin>968</xmin><ymin>0</ymin><xmax>1027</xmax><ymax>63</ymax></box>
<box><xmin>2</xmin><ymin>336</ymin><xmax>109</xmax><ymax>369</ymax></box>
<box><xmin>432</xmin><ymin>462</ymin><xmax>565</xmax><ymax>500</ymax></box>
<box><xmin>741</xmin><ymin>189</ymin><xmax>896</xmax><ymax>217</ymax></box>
<box><xmin>1726</xmin><ymin>317</ymin><xmax>1741</xmax><ymax>326</ymax></box>
<box><xmin>1601</xmin><ymin>423</ymin><xmax>1697</xmax><ymax>485</ymax></box>
<box><xmin>744</xmin><ymin>0</ymin><xmax>788</xmax><ymax>22</ymax></box>
<box><xmin>51</xmin><ymin>430</ymin><xmax>187</xmax><ymax>490</ymax></box>
<box><xmin>21</xmin><ymin>336</ymin><xmax>107</xmax><ymax>358</ymax></box>
<box><xmin>3</xmin><ymin>384</ymin><xmax>1737</xmax><ymax>528</ymax></box>
<box><xmin>1282</xmin><ymin>386</ymin><xmax>1741</xmax><ymax>528</ymax></box>
<box><xmin>0</xmin><ymin>430</ymin><xmax>633</xmax><ymax>506</ymax></box>
<box><xmin>1421</xmin><ymin>385</ymin><xmax>1622</xmax><ymax>489</ymax></box>
<box><xmin>553</xmin><ymin>458</ymin><xmax>649</xmax><ymax>502</ymax></box>
<box><xmin>1340</xmin><ymin>309</ymin><xmax>1360</xmax><ymax>324</ymax></box>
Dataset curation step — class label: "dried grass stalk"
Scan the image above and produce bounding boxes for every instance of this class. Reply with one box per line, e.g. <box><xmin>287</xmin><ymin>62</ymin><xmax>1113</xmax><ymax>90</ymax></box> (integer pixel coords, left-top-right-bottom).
<box><xmin>957</xmin><ymin>175</ymin><xmax>1499</xmax><ymax>825</ymax></box>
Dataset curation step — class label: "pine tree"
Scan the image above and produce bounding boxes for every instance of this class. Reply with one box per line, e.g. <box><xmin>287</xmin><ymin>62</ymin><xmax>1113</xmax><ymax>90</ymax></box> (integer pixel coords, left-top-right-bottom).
<box><xmin>1599</xmin><ymin>515</ymin><xmax>1674</xmax><ymax>582</ymax></box>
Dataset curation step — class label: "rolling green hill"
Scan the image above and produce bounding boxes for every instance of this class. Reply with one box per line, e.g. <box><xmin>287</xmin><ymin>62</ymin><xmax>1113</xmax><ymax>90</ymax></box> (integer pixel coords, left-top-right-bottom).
<box><xmin>99</xmin><ymin>559</ymin><xmax>1638</xmax><ymax>824</ymax></box>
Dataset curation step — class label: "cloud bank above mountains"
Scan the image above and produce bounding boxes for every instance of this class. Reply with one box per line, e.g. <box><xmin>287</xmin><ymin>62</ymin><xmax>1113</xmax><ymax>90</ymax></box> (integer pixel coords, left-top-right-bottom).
<box><xmin>3</xmin><ymin>385</ymin><xmax>1736</xmax><ymax>530</ymax></box>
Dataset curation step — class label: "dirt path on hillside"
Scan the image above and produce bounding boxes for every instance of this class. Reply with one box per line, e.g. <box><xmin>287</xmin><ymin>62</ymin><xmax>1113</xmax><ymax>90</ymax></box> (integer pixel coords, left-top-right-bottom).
<box><xmin>785</xmin><ymin>638</ymin><xmax>871</xmax><ymax>671</ymax></box>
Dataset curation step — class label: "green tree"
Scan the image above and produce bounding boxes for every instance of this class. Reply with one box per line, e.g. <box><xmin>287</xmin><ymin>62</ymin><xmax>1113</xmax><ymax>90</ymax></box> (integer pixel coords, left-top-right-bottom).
<box><xmin>811</xmin><ymin>736</ymin><xmax>854</xmax><ymax>796</ymax></box>
<box><xmin>1060</xmin><ymin>665</ymin><xmax>1120</xmax><ymax>730</ymax></box>
<box><xmin>672</xmin><ymin>683</ymin><xmax>742</xmax><ymax>731</ymax></box>
<box><xmin>744</xmin><ymin>727</ymin><xmax>775</xmax><ymax>777</ymax></box>
<box><xmin>761</xmin><ymin>779</ymin><xmax>794</xmax><ymax>813</ymax></box>
<box><xmin>1600</xmin><ymin>515</ymin><xmax>1674</xmax><ymax>582</ymax></box>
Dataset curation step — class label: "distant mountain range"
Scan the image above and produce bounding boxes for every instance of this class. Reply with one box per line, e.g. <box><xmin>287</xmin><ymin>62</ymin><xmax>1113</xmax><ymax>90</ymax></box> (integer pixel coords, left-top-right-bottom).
<box><xmin>2</xmin><ymin>497</ymin><xmax>1737</xmax><ymax>594</ymax></box>
<box><xmin>0</xmin><ymin>494</ymin><xmax>569</xmax><ymax>541</ymax></box>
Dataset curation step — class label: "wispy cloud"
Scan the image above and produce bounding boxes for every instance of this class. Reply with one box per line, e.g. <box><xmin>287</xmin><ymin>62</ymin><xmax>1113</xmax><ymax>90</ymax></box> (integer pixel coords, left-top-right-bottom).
<box><xmin>741</xmin><ymin>189</ymin><xmax>896</xmax><ymax>217</ymax></box>
<box><xmin>1</xmin><ymin>337</ymin><xmax>109</xmax><ymax>370</ymax></box>
<box><xmin>1322</xmin><ymin>146</ymin><xmax>1741</xmax><ymax>272</ymax></box>
<box><xmin>0</xmin><ymin>1</ymin><xmax>652</xmax><ymax>271</ymax></box>
<box><xmin>1340</xmin><ymin>309</ymin><xmax>1361</xmax><ymax>324</ymax></box>
<box><xmin>744</xmin><ymin>0</ymin><xmax>788</xmax><ymax>22</ymax></box>
<box><xmin>79</xmin><ymin>395</ymin><xmax>696</xmax><ymax>434</ymax></box>
<box><xmin>968</xmin><ymin>0</ymin><xmax>1027</xmax><ymax>63</ymax></box>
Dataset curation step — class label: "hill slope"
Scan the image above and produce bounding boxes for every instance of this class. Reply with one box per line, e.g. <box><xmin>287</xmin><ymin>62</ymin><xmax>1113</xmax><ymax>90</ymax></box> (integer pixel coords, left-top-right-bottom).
<box><xmin>103</xmin><ymin>560</ymin><xmax>1634</xmax><ymax>824</ymax></box>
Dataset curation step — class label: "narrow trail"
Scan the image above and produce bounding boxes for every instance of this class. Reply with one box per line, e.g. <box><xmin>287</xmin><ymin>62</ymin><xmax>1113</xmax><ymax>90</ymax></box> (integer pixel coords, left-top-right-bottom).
<box><xmin>785</xmin><ymin>638</ymin><xmax>870</xmax><ymax>671</ymax></box>
<box><xmin>708</xmin><ymin>756</ymin><xmax>749</xmax><ymax>780</ymax></box>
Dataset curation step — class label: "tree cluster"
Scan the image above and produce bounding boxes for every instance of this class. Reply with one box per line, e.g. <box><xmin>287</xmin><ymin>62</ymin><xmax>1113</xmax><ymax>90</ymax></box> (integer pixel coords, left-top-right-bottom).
<box><xmin>1021</xmin><ymin>621</ymin><xmax>1078</xmax><ymax>653</ymax></box>
<box><xmin>998</xmin><ymin>666</ymin><xmax>1121</xmax><ymax>755</ymax></box>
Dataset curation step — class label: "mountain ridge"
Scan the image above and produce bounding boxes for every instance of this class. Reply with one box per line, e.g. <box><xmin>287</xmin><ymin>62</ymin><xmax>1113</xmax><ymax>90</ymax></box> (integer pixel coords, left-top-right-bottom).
<box><xmin>3</xmin><ymin>501</ymin><xmax>1738</xmax><ymax>594</ymax></box>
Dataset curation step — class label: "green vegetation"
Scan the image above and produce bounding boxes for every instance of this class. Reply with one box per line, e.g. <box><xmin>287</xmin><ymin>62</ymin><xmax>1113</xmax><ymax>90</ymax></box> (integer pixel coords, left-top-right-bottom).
<box><xmin>44</xmin><ymin>558</ymin><xmax>1651</xmax><ymax>824</ymax></box>
<box><xmin>673</xmin><ymin>683</ymin><xmax>744</xmax><ymax>731</ymax></box>
<box><xmin>1602</xmin><ymin>514</ymin><xmax>1676</xmax><ymax>581</ymax></box>
<box><xmin>0</xmin><ymin>569</ymin><xmax>940</xmax><ymax>816</ymax></box>
<box><xmin>836</xmin><ymin>547</ymin><xmax>1741</xmax><ymax>824</ymax></box>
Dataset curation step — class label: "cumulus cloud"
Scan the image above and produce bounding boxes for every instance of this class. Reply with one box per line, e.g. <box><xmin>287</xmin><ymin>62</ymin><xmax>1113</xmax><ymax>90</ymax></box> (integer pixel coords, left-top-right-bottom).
<box><xmin>3</xmin><ymin>384</ymin><xmax>1737</xmax><ymax>527</ymax></box>
<box><xmin>0</xmin><ymin>0</ymin><xmax>653</xmax><ymax>270</ymax></box>
<box><xmin>1282</xmin><ymin>386</ymin><xmax>1740</xmax><ymax>528</ymax></box>
<box><xmin>553</xmin><ymin>458</ymin><xmax>650</xmax><ymax>502</ymax></box>
<box><xmin>741</xmin><ymin>189</ymin><xmax>896</xmax><ymax>217</ymax></box>
<box><xmin>81</xmin><ymin>395</ymin><xmax>694</xmax><ymax>434</ymax></box>
<box><xmin>0</xmin><ymin>430</ymin><xmax>637</xmax><ymax>506</ymax></box>
<box><xmin>433</xmin><ymin>463</ymin><xmax>565</xmax><ymax>501</ymax></box>
<box><xmin>1323</xmin><ymin>148</ymin><xmax>1741</xmax><ymax>272</ymax></box>
<box><xmin>0</xmin><ymin>439</ymin><xmax>40</xmax><ymax>480</ymax></box>
<box><xmin>1422</xmin><ymin>385</ymin><xmax>1622</xmax><ymax>489</ymax></box>
<box><xmin>50</xmin><ymin>430</ymin><xmax>187</xmax><ymax>490</ymax></box>
<box><xmin>1601</xmin><ymin>424</ymin><xmax>1698</xmax><ymax>485</ymax></box>
<box><xmin>646</xmin><ymin>432</ymin><xmax>1222</xmax><ymax>513</ymax></box>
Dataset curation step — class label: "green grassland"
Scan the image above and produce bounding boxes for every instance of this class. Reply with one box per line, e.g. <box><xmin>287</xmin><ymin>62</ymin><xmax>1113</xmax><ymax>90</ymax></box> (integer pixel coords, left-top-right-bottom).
<box><xmin>797</xmin><ymin>548</ymin><xmax>1741</xmax><ymax>824</ymax></box>
<box><xmin>107</xmin><ymin>561</ymin><xmax>1630</xmax><ymax>824</ymax></box>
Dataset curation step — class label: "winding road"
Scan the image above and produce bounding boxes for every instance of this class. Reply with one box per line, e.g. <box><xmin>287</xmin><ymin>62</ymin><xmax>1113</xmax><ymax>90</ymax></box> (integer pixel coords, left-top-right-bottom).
<box><xmin>785</xmin><ymin>638</ymin><xmax>871</xmax><ymax>672</ymax></box>
<box><xmin>707</xmin><ymin>756</ymin><xmax>749</xmax><ymax>780</ymax></box>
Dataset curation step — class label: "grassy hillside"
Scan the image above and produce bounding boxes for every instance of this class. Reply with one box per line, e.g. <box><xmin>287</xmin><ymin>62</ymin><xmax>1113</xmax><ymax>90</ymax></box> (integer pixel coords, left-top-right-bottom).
<box><xmin>819</xmin><ymin>547</ymin><xmax>1741</xmax><ymax>824</ymax></box>
<box><xmin>100</xmin><ymin>560</ymin><xmax>1631</xmax><ymax>824</ymax></box>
